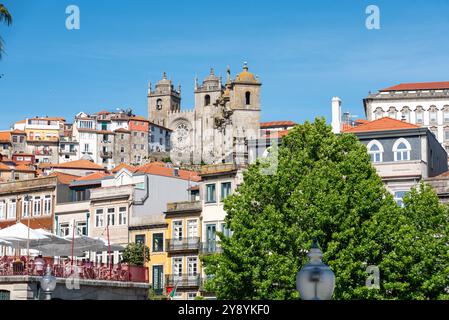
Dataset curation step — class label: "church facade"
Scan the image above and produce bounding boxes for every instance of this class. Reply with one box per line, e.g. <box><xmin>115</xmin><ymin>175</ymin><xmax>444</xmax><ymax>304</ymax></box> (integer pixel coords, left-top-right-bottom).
<box><xmin>148</xmin><ymin>64</ymin><xmax>262</xmax><ymax>165</ymax></box>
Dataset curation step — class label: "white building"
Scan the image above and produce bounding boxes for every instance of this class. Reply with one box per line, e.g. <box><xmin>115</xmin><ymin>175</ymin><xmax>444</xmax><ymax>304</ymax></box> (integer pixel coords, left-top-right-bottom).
<box><xmin>72</xmin><ymin>113</ymin><xmax>98</xmax><ymax>163</ymax></box>
<box><xmin>149</xmin><ymin>122</ymin><xmax>172</xmax><ymax>153</ymax></box>
<box><xmin>364</xmin><ymin>81</ymin><xmax>449</xmax><ymax>153</ymax></box>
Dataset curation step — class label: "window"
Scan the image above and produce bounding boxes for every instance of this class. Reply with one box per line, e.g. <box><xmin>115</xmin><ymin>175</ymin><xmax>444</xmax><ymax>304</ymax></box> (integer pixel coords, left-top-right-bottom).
<box><xmin>173</xmin><ymin>221</ymin><xmax>183</xmax><ymax>240</ymax></box>
<box><xmin>95</xmin><ymin>209</ymin><xmax>104</xmax><ymax>227</ymax></box>
<box><xmin>393</xmin><ymin>138</ymin><xmax>411</xmax><ymax>161</ymax></box>
<box><xmin>7</xmin><ymin>199</ymin><xmax>16</xmax><ymax>220</ymax></box>
<box><xmin>133</xmin><ymin>144</ymin><xmax>137</xmax><ymax>150</ymax></box>
<box><xmin>19</xmin><ymin>136</ymin><xmax>24</xmax><ymax>143</ymax></box>
<box><xmin>221</xmin><ymin>182</ymin><xmax>232</xmax><ymax>201</ymax></box>
<box><xmin>374</xmin><ymin>108</ymin><xmax>383</xmax><ymax>120</ymax></box>
<box><xmin>76</xmin><ymin>222</ymin><xmax>87</xmax><ymax>236</ymax></box>
<box><xmin>118</xmin><ymin>207</ymin><xmax>127</xmax><ymax>225</ymax></box>
<box><xmin>141</xmin><ymin>144</ymin><xmax>144</xmax><ymax>150</ymax></box>
<box><xmin>152</xmin><ymin>233</ymin><xmax>164</xmax><ymax>252</ymax></box>
<box><xmin>0</xmin><ymin>201</ymin><xmax>5</xmax><ymax>220</ymax></box>
<box><xmin>245</xmin><ymin>91</ymin><xmax>251</xmax><ymax>105</ymax></box>
<box><xmin>173</xmin><ymin>258</ymin><xmax>183</xmax><ymax>277</ymax></box>
<box><xmin>400</xmin><ymin>107</ymin><xmax>410</xmax><ymax>122</ymax></box>
<box><xmin>367</xmin><ymin>140</ymin><xmax>383</xmax><ymax>163</ymax></box>
<box><xmin>187</xmin><ymin>293</ymin><xmax>197</xmax><ymax>300</ymax></box>
<box><xmin>150</xmin><ymin>136</ymin><xmax>155</xmax><ymax>143</ymax></box>
<box><xmin>152</xmin><ymin>266</ymin><xmax>164</xmax><ymax>295</ymax></box>
<box><xmin>187</xmin><ymin>220</ymin><xmax>198</xmax><ymax>239</ymax></box>
<box><xmin>187</xmin><ymin>257</ymin><xmax>198</xmax><ymax>277</ymax></box>
<box><xmin>121</xmin><ymin>134</ymin><xmax>125</xmax><ymax>140</ymax></box>
<box><xmin>33</xmin><ymin>197</ymin><xmax>41</xmax><ymax>216</ymax></box>
<box><xmin>394</xmin><ymin>191</ymin><xmax>408</xmax><ymax>208</ymax></box>
<box><xmin>206</xmin><ymin>184</ymin><xmax>216</xmax><ymax>203</ymax></box>
<box><xmin>141</xmin><ymin>132</ymin><xmax>145</xmax><ymax>137</ymax></box>
<box><xmin>444</xmin><ymin>106</ymin><xmax>449</xmax><ymax>123</ymax></box>
<box><xmin>60</xmin><ymin>223</ymin><xmax>70</xmax><ymax>237</ymax></box>
<box><xmin>388</xmin><ymin>107</ymin><xmax>397</xmax><ymax>119</ymax></box>
<box><xmin>159</xmin><ymin>138</ymin><xmax>163</xmax><ymax>145</ymax></box>
<box><xmin>445</xmin><ymin>128</ymin><xmax>449</xmax><ymax>141</ymax></box>
<box><xmin>84</xmin><ymin>144</ymin><xmax>90</xmax><ymax>153</ymax></box>
<box><xmin>22</xmin><ymin>198</ymin><xmax>30</xmax><ymax>218</ymax></box>
<box><xmin>12</xmin><ymin>136</ymin><xmax>17</xmax><ymax>143</ymax></box>
<box><xmin>79</xmin><ymin>121</ymin><xmax>93</xmax><ymax>129</ymax></box>
<box><xmin>44</xmin><ymin>195</ymin><xmax>51</xmax><ymax>215</ymax></box>
<box><xmin>221</xmin><ymin>223</ymin><xmax>232</xmax><ymax>238</ymax></box>
<box><xmin>120</xmin><ymin>146</ymin><xmax>125</xmax><ymax>153</ymax></box>
<box><xmin>135</xmin><ymin>234</ymin><xmax>146</xmax><ymax>245</ymax></box>
<box><xmin>107</xmin><ymin>208</ymin><xmax>115</xmax><ymax>226</ymax></box>
<box><xmin>429</xmin><ymin>106</ymin><xmax>438</xmax><ymax>124</ymax></box>
<box><xmin>205</xmin><ymin>95</ymin><xmax>211</xmax><ymax>106</ymax></box>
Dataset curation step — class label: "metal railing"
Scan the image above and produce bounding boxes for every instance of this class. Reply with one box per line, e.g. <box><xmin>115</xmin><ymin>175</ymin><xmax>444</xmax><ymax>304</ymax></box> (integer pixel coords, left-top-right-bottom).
<box><xmin>0</xmin><ymin>258</ymin><xmax>148</xmax><ymax>283</ymax></box>
<box><xmin>165</xmin><ymin>274</ymin><xmax>201</xmax><ymax>288</ymax></box>
<box><xmin>165</xmin><ymin>237</ymin><xmax>200</xmax><ymax>252</ymax></box>
<box><xmin>100</xmin><ymin>151</ymin><xmax>113</xmax><ymax>158</ymax></box>
<box><xmin>200</xmin><ymin>241</ymin><xmax>223</xmax><ymax>254</ymax></box>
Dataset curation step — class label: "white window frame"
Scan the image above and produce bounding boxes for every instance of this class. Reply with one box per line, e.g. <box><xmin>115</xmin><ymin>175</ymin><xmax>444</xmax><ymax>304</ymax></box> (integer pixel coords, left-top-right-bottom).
<box><xmin>393</xmin><ymin>138</ymin><xmax>411</xmax><ymax>162</ymax></box>
<box><xmin>22</xmin><ymin>198</ymin><xmax>30</xmax><ymax>218</ymax></box>
<box><xmin>0</xmin><ymin>201</ymin><xmax>5</xmax><ymax>220</ymax></box>
<box><xmin>118</xmin><ymin>207</ymin><xmax>127</xmax><ymax>225</ymax></box>
<box><xmin>7</xmin><ymin>199</ymin><xmax>16</xmax><ymax>220</ymax></box>
<box><xmin>107</xmin><ymin>208</ymin><xmax>115</xmax><ymax>226</ymax></box>
<box><xmin>33</xmin><ymin>196</ymin><xmax>41</xmax><ymax>216</ymax></box>
<box><xmin>187</xmin><ymin>220</ymin><xmax>198</xmax><ymax>239</ymax></box>
<box><xmin>95</xmin><ymin>209</ymin><xmax>104</xmax><ymax>228</ymax></box>
<box><xmin>43</xmin><ymin>195</ymin><xmax>52</xmax><ymax>216</ymax></box>
<box><xmin>367</xmin><ymin>140</ymin><xmax>384</xmax><ymax>163</ymax></box>
<box><xmin>187</xmin><ymin>256</ymin><xmax>198</xmax><ymax>277</ymax></box>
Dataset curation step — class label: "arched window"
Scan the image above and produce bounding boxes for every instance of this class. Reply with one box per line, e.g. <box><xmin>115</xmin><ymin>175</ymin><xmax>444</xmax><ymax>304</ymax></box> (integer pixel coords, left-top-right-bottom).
<box><xmin>443</xmin><ymin>106</ymin><xmax>449</xmax><ymax>123</ymax></box>
<box><xmin>429</xmin><ymin>105</ymin><xmax>438</xmax><ymax>124</ymax></box>
<box><xmin>415</xmin><ymin>106</ymin><xmax>424</xmax><ymax>124</ymax></box>
<box><xmin>156</xmin><ymin>99</ymin><xmax>163</xmax><ymax>111</ymax></box>
<box><xmin>205</xmin><ymin>95</ymin><xmax>211</xmax><ymax>106</ymax></box>
<box><xmin>400</xmin><ymin>106</ymin><xmax>410</xmax><ymax>122</ymax></box>
<box><xmin>388</xmin><ymin>106</ymin><xmax>397</xmax><ymax>119</ymax></box>
<box><xmin>245</xmin><ymin>92</ymin><xmax>251</xmax><ymax>105</ymax></box>
<box><xmin>374</xmin><ymin>107</ymin><xmax>384</xmax><ymax>120</ymax></box>
<box><xmin>393</xmin><ymin>138</ymin><xmax>411</xmax><ymax>161</ymax></box>
<box><xmin>367</xmin><ymin>140</ymin><xmax>384</xmax><ymax>163</ymax></box>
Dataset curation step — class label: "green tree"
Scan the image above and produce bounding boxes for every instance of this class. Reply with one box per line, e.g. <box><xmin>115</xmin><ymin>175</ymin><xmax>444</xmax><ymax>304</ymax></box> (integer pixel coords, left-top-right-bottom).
<box><xmin>121</xmin><ymin>242</ymin><xmax>150</xmax><ymax>266</ymax></box>
<box><xmin>0</xmin><ymin>3</ymin><xmax>12</xmax><ymax>58</ymax></box>
<box><xmin>202</xmin><ymin>118</ymin><xmax>449</xmax><ymax>300</ymax></box>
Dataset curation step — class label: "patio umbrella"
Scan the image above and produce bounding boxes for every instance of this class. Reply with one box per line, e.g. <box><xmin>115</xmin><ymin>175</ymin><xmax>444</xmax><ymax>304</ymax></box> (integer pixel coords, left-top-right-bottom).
<box><xmin>0</xmin><ymin>223</ymin><xmax>49</xmax><ymax>243</ymax></box>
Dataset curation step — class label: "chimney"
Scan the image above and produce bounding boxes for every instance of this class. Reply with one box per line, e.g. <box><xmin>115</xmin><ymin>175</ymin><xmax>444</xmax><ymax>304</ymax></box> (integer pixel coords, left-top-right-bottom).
<box><xmin>331</xmin><ymin>97</ymin><xmax>342</xmax><ymax>134</ymax></box>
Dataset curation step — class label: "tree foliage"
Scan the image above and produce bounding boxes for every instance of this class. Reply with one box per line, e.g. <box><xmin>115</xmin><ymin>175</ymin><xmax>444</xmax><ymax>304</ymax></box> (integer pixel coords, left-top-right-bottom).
<box><xmin>121</xmin><ymin>242</ymin><xmax>150</xmax><ymax>266</ymax></box>
<box><xmin>202</xmin><ymin>118</ymin><xmax>449</xmax><ymax>300</ymax></box>
<box><xmin>0</xmin><ymin>3</ymin><xmax>12</xmax><ymax>58</ymax></box>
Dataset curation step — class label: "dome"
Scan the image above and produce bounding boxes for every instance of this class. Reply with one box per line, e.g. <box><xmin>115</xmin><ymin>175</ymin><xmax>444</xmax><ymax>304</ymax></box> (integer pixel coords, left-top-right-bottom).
<box><xmin>236</xmin><ymin>63</ymin><xmax>257</xmax><ymax>82</ymax></box>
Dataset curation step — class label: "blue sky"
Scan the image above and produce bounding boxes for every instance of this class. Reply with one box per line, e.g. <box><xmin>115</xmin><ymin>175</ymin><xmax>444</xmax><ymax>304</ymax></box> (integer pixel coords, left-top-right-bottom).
<box><xmin>1</xmin><ymin>0</ymin><xmax>449</xmax><ymax>129</ymax></box>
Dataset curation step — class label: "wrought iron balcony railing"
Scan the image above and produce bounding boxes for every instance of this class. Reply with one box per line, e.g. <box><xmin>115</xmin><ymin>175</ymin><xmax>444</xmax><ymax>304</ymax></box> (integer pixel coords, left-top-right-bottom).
<box><xmin>200</xmin><ymin>241</ymin><xmax>223</xmax><ymax>255</ymax></box>
<box><xmin>165</xmin><ymin>274</ymin><xmax>202</xmax><ymax>288</ymax></box>
<box><xmin>100</xmin><ymin>151</ymin><xmax>113</xmax><ymax>158</ymax></box>
<box><xmin>166</xmin><ymin>237</ymin><xmax>200</xmax><ymax>252</ymax></box>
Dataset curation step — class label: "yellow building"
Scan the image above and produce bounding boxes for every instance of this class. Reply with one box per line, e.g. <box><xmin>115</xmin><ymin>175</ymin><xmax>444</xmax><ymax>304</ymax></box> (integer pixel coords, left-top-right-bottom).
<box><xmin>163</xmin><ymin>200</ymin><xmax>202</xmax><ymax>300</ymax></box>
<box><xmin>129</xmin><ymin>223</ymin><xmax>169</xmax><ymax>296</ymax></box>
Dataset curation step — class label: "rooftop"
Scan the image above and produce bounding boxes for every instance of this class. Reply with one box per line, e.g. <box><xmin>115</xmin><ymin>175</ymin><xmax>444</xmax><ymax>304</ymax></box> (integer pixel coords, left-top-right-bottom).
<box><xmin>260</xmin><ymin>121</ymin><xmax>296</xmax><ymax>128</ymax></box>
<box><xmin>342</xmin><ymin>117</ymin><xmax>421</xmax><ymax>133</ymax></box>
<box><xmin>39</xmin><ymin>159</ymin><xmax>105</xmax><ymax>171</ymax></box>
<box><xmin>380</xmin><ymin>81</ymin><xmax>449</xmax><ymax>92</ymax></box>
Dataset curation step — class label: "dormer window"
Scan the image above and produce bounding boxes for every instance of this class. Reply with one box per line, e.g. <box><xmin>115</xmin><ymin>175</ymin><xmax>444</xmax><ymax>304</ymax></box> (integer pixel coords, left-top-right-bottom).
<box><xmin>367</xmin><ymin>140</ymin><xmax>384</xmax><ymax>163</ymax></box>
<box><xmin>393</xmin><ymin>138</ymin><xmax>411</xmax><ymax>161</ymax></box>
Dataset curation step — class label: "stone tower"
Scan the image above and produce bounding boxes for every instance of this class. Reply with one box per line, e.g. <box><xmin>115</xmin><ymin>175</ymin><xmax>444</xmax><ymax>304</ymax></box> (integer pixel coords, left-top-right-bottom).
<box><xmin>147</xmin><ymin>72</ymin><xmax>181</xmax><ymax>127</ymax></box>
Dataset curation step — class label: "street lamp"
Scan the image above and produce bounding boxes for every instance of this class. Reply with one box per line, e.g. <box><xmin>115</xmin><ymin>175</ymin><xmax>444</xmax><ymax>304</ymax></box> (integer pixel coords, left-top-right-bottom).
<box><xmin>296</xmin><ymin>239</ymin><xmax>335</xmax><ymax>300</ymax></box>
<box><xmin>40</xmin><ymin>265</ymin><xmax>57</xmax><ymax>300</ymax></box>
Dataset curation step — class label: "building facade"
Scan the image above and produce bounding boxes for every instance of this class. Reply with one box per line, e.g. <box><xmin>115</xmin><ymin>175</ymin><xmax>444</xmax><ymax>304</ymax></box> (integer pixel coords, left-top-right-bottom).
<box><xmin>148</xmin><ymin>64</ymin><xmax>261</xmax><ymax>165</ymax></box>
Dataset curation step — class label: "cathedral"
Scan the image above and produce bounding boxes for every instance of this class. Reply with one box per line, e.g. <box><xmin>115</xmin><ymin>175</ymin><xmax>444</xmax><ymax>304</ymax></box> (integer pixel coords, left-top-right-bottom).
<box><xmin>147</xmin><ymin>63</ymin><xmax>262</xmax><ymax>165</ymax></box>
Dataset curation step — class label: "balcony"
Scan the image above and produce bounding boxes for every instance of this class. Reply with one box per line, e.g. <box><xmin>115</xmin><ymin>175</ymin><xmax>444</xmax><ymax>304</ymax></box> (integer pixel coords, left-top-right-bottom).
<box><xmin>59</xmin><ymin>148</ymin><xmax>77</xmax><ymax>155</ymax></box>
<box><xmin>165</xmin><ymin>274</ymin><xmax>202</xmax><ymax>289</ymax></box>
<box><xmin>100</xmin><ymin>151</ymin><xmax>113</xmax><ymax>159</ymax></box>
<box><xmin>35</xmin><ymin>149</ymin><xmax>53</xmax><ymax>156</ymax></box>
<box><xmin>166</xmin><ymin>201</ymin><xmax>201</xmax><ymax>214</ymax></box>
<box><xmin>200</xmin><ymin>241</ymin><xmax>223</xmax><ymax>255</ymax></box>
<box><xmin>166</xmin><ymin>237</ymin><xmax>200</xmax><ymax>253</ymax></box>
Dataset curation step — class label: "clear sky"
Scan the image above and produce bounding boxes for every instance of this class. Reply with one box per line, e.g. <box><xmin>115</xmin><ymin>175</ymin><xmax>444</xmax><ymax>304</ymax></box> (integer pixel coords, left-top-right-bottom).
<box><xmin>1</xmin><ymin>0</ymin><xmax>449</xmax><ymax>129</ymax></box>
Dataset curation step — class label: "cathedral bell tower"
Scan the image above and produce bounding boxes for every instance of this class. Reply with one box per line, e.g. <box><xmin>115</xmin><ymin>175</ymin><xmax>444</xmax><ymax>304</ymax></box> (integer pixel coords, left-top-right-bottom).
<box><xmin>148</xmin><ymin>72</ymin><xmax>181</xmax><ymax>127</ymax></box>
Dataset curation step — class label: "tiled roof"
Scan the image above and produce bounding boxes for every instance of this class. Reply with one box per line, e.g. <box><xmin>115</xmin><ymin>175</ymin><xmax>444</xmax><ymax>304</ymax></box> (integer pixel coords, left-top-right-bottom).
<box><xmin>11</xmin><ymin>129</ymin><xmax>26</xmax><ymax>135</ymax></box>
<box><xmin>0</xmin><ymin>162</ymin><xmax>11</xmax><ymax>171</ymax></box>
<box><xmin>260</xmin><ymin>121</ymin><xmax>296</xmax><ymax>128</ymax></box>
<box><xmin>47</xmin><ymin>172</ymin><xmax>79</xmax><ymax>184</ymax></box>
<box><xmin>0</xmin><ymin>131</ymin><xmax>11</xmax><ymax>143</ymax></box>
<box><xmin>39</xmin><ymin>159</ymin><xmax>105</xmax><ymax>170</ymax></box>
<box><xmin>343</xmin><ymin>117</ymin><xmax>421</xmax><ymax>133</ymax></box>
<box><xmin>28</xmin><ymin>117</ymin><xmax>66</xmax><ymax>122</ymax></box>
<box><xmin>380</xmin><ymin>81</ymin><xmax>449</xmax><ymax>92</ymax></box>
<box><xmin>111</xmin><ymin>163</ymin><xmax>137</xmax><ymax>173</ymax></box>
<box><xmin>130</xmin><ymin>116</ymin><xmax>149</xmax><ymax>122</ymax></box>
<box><xmin>135</xmin><ymin>162</ymin><xmax>201</xmax><ymax>182</ymax></box>
<box><xmin>262</xmin><ymin>129</ymin><xmax>290</xmax><ymax>139</ymax></box>
<box><xmin>74</xmin><ymin>172</ymin><xmax>111</xmax><ymax>182</ymax></box>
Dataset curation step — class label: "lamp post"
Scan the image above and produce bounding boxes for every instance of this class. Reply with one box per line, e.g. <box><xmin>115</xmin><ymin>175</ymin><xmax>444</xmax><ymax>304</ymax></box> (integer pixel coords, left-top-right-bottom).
<box><xmin>296</xmin><ymin>239</ymin><xmax>335</xmax><ymax>300</ymax></box>
<box><xmin>40</xmin><ymin>265</ymin><xmax>57</xmax><ymax>300</ymax></box>
<box><xmin>24</xmin><ymin>195</ymin><xmax>31</xmax><ymax>260</ymax></box>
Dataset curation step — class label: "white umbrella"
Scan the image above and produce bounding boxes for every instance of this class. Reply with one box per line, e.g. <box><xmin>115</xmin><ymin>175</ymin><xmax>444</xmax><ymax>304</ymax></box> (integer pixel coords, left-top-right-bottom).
<box><xmin>0</xmin><ymin>223</ymin><xmax>49</xmax><ymax>242</ymax></box>
<box><xmin>34</xmin><ymin>229</ymin><xmax>71</xmax><ymax>245</ymax></box>
<box><xmin>0</xmin><ymin>239</ymin><xmax>12</xmax><ymax>246</ymax></box>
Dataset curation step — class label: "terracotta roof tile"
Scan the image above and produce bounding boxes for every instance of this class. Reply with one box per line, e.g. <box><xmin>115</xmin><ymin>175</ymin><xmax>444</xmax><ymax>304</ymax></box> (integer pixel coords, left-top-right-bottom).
<box><xmin>111</xmin><ymin>163</ymin><xmax>137</xmax><ymax>173</ymax></box>
<box><xmin>260</xmin><ymin>121</ymin><xmax>296</xmax><ymax>128</ymax></box>
<box><xmin>135</xmin><ymin>162</ymin><xmax>200</xmax><ymax>182</ymax></box>
<box><xmin>343</xmin><ymin>117</ymin><xmax>421</xmax><ymax>133</ymax></box>
<box><xmin>74</xmin><ymin>172</ymin><xmax>111</xmax><ymax>182</ymax></box>
<box><xmin>262</xmin><ymin>129</ymin><xmax>290</xmax><ymax>139</ymax></box>
<box><xmin>47</xmin><ymin>172</ymin><xmax>78</xmax><ymax>184</ymax></box>
<box><xmin>0</xmin><ymin>162</ymin><xmax>11</xmax><ymax>171</ymax></box>
<box><xmin>0</xmin><ymin>131</ymin><xmax>11</xmax><ymax>143</ymax></box>
<box><xmin>380</xmin><ymin>81</ymin><xmax>449</xmax><ymax>92</ymax></box>
<box><xmin>39</xmin><ymin>159</ymin><xmax>105</xmax><ymax>170</ymax></box>
<box><xmin>115</xmin><ymin>128</ymin><xmax>131</xmax><ymax>133</ymax></box>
